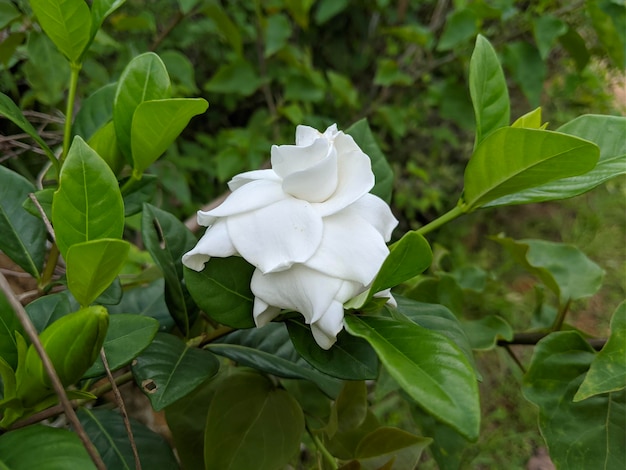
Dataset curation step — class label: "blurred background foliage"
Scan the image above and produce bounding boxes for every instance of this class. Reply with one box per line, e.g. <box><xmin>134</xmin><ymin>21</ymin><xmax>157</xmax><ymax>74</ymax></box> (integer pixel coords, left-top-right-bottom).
<box><xmin>1</xmin><ymin>0</ymin><xmax>625</xmax><ymax>467</ymax></box>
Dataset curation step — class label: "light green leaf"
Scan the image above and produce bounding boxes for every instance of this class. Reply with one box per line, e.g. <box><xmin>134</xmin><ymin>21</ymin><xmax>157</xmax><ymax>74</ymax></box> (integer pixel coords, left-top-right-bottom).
<box><xmin>66</xmin><ymin>239</ymin><xmax>129</xmax><ymax>307</ymax></box>
<box><xmin>88</xmin><ymin>121</ymin><xmax>124</xmax><ymax>174</ymax></box>
<box><xmin>575</xmin><ymin>302</ymin><xmax>626</xmax><ymax>401</ymax></box>
<box><xmin>90</xmin><ymin>0</ymin><xmax>126</xmax><ymax>40</ymax></box>
<box><xmin>462</xmin><ymin>127</ymin><xmax>599</xmax><ymax>211</ymax></box>
<box><xmin>485</xmin><ymin>114</ymin><xmax>626</xmax><ymax>206</ymax></box>
<box><xmin>523</xmin><ymin>331</ymin><xmax>625</xmax><ymax>469</ymax></box>
<box><xmin>469</xmin><ymin>34</ymin><xmax>510</xmax><ymax>146</ymax></box>
<box><xmin>0</xmin><ymin>92</ymin><xmax>55</xmax><ymax>162</ymax></box>
<box><xmin>437</xmin><ymin>9</ymin><xmax>478</xmax><ymax>51</ymax></box>
<box><xmin>30</xmin><ymin>0</ymin><xmax>91</xmax><ymax>63</ymax></box>
<box><xmin>72</xmin><ymin>82</ymin><xmax>116</xmax><ymax>141</ymax></box>
<box><xmin>203</xmin><ymin>369</ymin><xmax>304</xmax><ymax>470</ymax></box>
<box><xmin>131</xmin><ymin>332</ymin><xmax>219</xmax><ymax>411</ymax></box>
<box><xmin>79</xmin><ymin>407</ymin><xmax>178</xmax><ymax>469</ymax></box>
<box><xmin>0</xmin><ymin>425</ymin><xmax>96</xmax><ymax>469</ymax></box>
<box><xmin>461</xmin><ymin>315</ymin><xmax>514</xmax><ymax>350</ymax></box>
<box><xmin>184</xmin><ymin>257</ymin><xmax>255</xmax><ymax>329</ymax></box>
<box><xmin>345</xmin><ymin>119</ymin><xmax>394</xmax><ymax>203</ymax></box>
<box><xmin>142</xmin><ymin>204</ymin><xmax>197</xmax><ymax>335</ymax></box>
<box><xmin>113</xmin><ymin>52</ymin><xmax>170</xmax><ymax>162</ymax></box>
<box><xmin>52</xmin><ymin>137</ymin><xmax>125</xmax><ymax>258</ymax></box>
<box><xmin>511</xmin><ymin>107</ymin><xmax>542</xmax><ymax>129</ymax></box>
<box><xmin>344</xmin><ymin>315</ymin><xmax>480</xmax><ymax>441</ymax></box>
<box><xmin>0</xmin><ymin>166</ymin><xmax>46</xmax><ymax>279</ymax></box>
<box><xmin>130</xmin><ymin>98</ymin><xmax>208</xmax><ymax>177</ymax></box>
<box><xmin>493</xmin><ymin>236</ymin><xmax>604</xmax><ymax>305</ymax></box>
<box><xmin>203</xmin><ymin>59</ymin><xmax>261</xmax><ymax>96</ymax></box>
<box><xmin>84</xmin><ymin>314</ymin><xmax>159</xmax><ymax>378</ymax></box>
<box><xmin>264</xmin><ymin>13</ymin><xmax>292</xmax><ymax>57</ymax></box>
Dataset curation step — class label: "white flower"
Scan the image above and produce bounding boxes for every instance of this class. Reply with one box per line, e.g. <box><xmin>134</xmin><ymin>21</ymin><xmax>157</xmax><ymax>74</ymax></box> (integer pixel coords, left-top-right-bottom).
<box><xmin>183</xmin><ymin>124</ymin><xmax>398</xmax><ymax>349</ymax></box>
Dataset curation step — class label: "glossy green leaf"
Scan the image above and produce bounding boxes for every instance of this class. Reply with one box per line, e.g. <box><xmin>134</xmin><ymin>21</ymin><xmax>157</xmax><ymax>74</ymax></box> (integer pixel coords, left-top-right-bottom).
<box><xmin>346</xmin><ymin>119</ymin><xmax>394</xmax><ymax>204</ymax></box>
<box><xmin>494</xmin><ymin>236</ymin><xmax>604</xmax><ymax>304</ymax></box>
<box><xmin>0</xmin><ymin>289</ymin><xmax>23</xmax><ymax>369</ymax></box>
<box><xmin>107</xmin><ymin>279</ymin><xmax>173</xmax><ymax>331</ymax></box>
<box><xmin>0</xmin><ymin>166</ymin><xmax>46</xmax><ymax>278</ymax></box>
<box><xmin>486</xmin><ymin>115</ymin><xmax>626</xmax><ymax>206</ymax></box>
<box><xmin>87</xmin><ymin>121</ymin><xmax>124</xmax><ymax>174</ymax></box>
<box><xmin>84</xmin><ymin>314</ymin><xmax>159</xmax><ymax>378</ymax></box>
<box><xmin>511</xmin><ymin>107</ymin><xmax>542</xmax><ymax>129</ymax></box>
<box><xmin>286</xmin><ymin>319</ymin><xmax>379</xmax><ymax>380</ymax></box>
<box><xmin>0</xmin><ymin>92</ymin><xmax>55</xmax><ymax>161</ymax></box>
<box><xmin>469</xmin><ymin>34</ymin><xmax>510</xmax><ymax>146</ymax></box>
<box><xmin>131</xmin><ymin>332</ymin><xmax>219</xmax><ymax>411</ymax></box>
<box><xmin>25</xmin><ymin>292</ymin><xmax>73</xmax><ymax>333</ymax></box>
<box><xmin>462</xmin><ymin>127</ymin><xmax>599</xmax><ymax>211</ymax></box>
<box><xmin>0</xmin><ymin>425</ymin><xmax>96</xmax><ymax>469</ymax></box>
<box><xmin>90</xmin><ymin>0</ymin><xmax>126</xmax><ymax>40</ymax></box>
<box><xmin>66</xmin><ymin>239</ymin><xmax>130</xmax><ymax>307</ymax></box>
<box><xmin>79</xmin><ymin>407</ymin><xmax>178</xmax><ymax>469</ymax></box>
<box><xmin>523</xmin><ymin>331</ymin><xmax>626</xmax><ymax>469</ymax></box>
<box><xmin>184</xmin><ymin>257</ymin><xmax>256</xmax><ymax>329</ymax></box>
<box><xmin>461</xmin><ymin>315</ymin><xmax>514</xmax><ymax>350</ymax></box>
<box><xmin>72</xmin><ymin>82</ymin><xmax>116</xmax><ymax>141</ymax></box>
<box><xmin>52</xmin><ymin>137</ymin><xmax>124</xmax><ymax>258</ymax></box>
<box><xmin>113</xmin><ymin>52</ymin><xmax>170</xmax><ymax>161</ymax></box>
<box><xmin>142</xmin><ymin>203</ymin><xmax>197</xmax><ymax>335</ymax></box>
<box><xmin>575</xmin><ymin>302</ymin><xmax>626</xmax><ymax>401</ymax></box>
<box><xmin>30</xmin><ymin>0</ymin><xmax>91</xmax><ymax>63</ymax></box>
<box><xmin>344</xmin><ymin>315</ymin><xmax>480</xmax><ymax>441</ymax></box>
<box><xmin>130</xmin><ymin>98</ymin><xmax>208</xmax><ymax>177</ymax></box>
<box><xmin>121</xmin><ymin>174</ymin><xmax>157</xmax><ymax>216</ymax></box>
<box><xmin>22</xmin><ymin>188</ymin><xmax>54</xmax><ymax>222</ymax></box>
<box><xmin>209</xmin><ymin>323</ymin><xmax>341</xmax><ymax>397</ymax></box>
<box><xmin>203</xmin><ymin>369</ymin><xmax>304</xmax><ymax>470</ymax></box>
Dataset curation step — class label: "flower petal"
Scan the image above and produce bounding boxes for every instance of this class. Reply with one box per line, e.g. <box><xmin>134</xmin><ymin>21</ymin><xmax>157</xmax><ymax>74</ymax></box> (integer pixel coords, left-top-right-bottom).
<box><xmin>271</xmin><ymin>138</ymin><xmax>331</xmax><ymax>178</ymax></box>
<box><xmin>312</xmin><ymin>150</ymin><xmax>374</xmax><ymax>216</ymax></box>
<box><xmin>305</xmin><ymin>208</ymin><xmax>390</xmax><ymax>286</ymax></box>
<box><xmin>282</xmin><ymin>147</ymin><xmax>338</xmax><ymax>202</ymax></box>
<box><xmin>310</xmin><ymin>300</ymin><xmax>345</xmax><ymax>350</ymax></box>
<box><xmin>344</xmin><ymin>193</ymin><xmax>398</xmax><ymax>241</ymax></box>
<box><xmin>228</xmin><ymin>198</ymin><xmax>323</xmax><ymax>273</ymax></box>
<box><xmin>228</xmin><ymin>169</ymin><xmax>281</xmax><ymax>191</ymax></box>
<box><xmin>250</xmin><ymin>265</ymin><xmax>343</xmax><ymax>324</ymax></box>
<box><xmin>253</xmin><ymin>296</ymin><xmax>281</xmax><ymax>327</ymax></box>
<box><xmin>295</xmin><ymin>125</ymin><xmax>322</xmax><ymax>146</ymax></box>
<box><xmin>182</xmin><ymin>218</ymin><xmax>237</xmax><ymax>271</ymax></box>
<box><xmin>206</xmin><ymin>179</ymin><xmax>285</xmax><ymax>218</ymax></box>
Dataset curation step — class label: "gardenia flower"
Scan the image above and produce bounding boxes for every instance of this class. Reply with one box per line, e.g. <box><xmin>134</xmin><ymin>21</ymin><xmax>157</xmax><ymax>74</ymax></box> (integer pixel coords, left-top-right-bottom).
<box><xmin>183</xmin><ymin>124</ymin><xmax>398</xmax><ymax>349</ymax></box>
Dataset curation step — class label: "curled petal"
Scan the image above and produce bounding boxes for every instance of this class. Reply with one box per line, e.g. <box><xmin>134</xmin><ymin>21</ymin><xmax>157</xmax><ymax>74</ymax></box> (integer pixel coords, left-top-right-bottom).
<box><xmin>313</xmin><ymin>150</ymin><xmax>374</xmax><ymax>216</ymax></box>
<box><xmin>343</xmin><ymin>193</ymin><xmax>398</xmax><ymax>241</ymax></box>
<box><xmin>282</xmin><ymin>147</ymin><xmax>338</xmax><ymax>202</ymax></box>
<box><xmin>206</xmin><ymin>179</ymin><xmax>285</xmax><ymax>218</ymax></box>
<box><xmin>253</xmin><ymin>296</ymin><xmax>281</xmax><ymax>327</ymax></box>
<box><xmin>333</xmin><ymin>131</ymin><xmax>362</xmax><ymax>155</ymax></box>
<box><xmin>228</xmin><ymin>198</ymin><xmax>323</xmax><ymax>273</ymax></box>
<box><xmin>251</xmin><ymin>265</ymin><xmax>344</xmax><ymax>324</ymax></box>
<box><xmin>228</xmin><ymin>169</ymin><xmax>281</xmax><ymax>191</ymax></box>
<box><xmin>271</xmin><ymin>138</ymin><xmax>331</xmax><ymax>178</ymax></box>
<box><xmin>374</xmin><ymin>289</ymin><xmax>397</xmax><ymax>307</ymax></box>
<box><xmin>295</xmin><ymin>125</ymin><xmax>322</xmax><ymax>146</ymax></box>
<box><xmin>305</xmin><ymin>209</ymin><xmax>389</xmax><ymax>286</ymax></box>
<box><xmin>310</xmin><ymin>300</ymin><xmax>345</xmax><ymax>350</ymax></box>
<box><xmin>182</xmin><ymin>219</ymin><xmax>237</xmax><ymax>271</ymax></box>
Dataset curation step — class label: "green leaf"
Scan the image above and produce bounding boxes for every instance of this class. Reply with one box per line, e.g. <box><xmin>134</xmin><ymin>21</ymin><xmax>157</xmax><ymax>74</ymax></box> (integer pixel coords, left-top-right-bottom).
<box><xmin>437</xmin><ymin>8</ymin><xmax>478</xmax><ymax>51</ymax></box>
<box><xmin>30</xmin><ymin>0</ymin><xmax>91</xmax><ymax>63</ymax></box>
<box><xmin>0</xmin><ymin>425</ymin><xmax>96</xmax><ymax>469</ymax></box>
<box><xmin>113</xmin><ymin>52</ymin><xmax>170</xmax><ymax>162</ymax></box>
<box><xmin>558</xmin><ymin>27</ymin><xmax>590</xmax><ymax>71</ymax></box>
<box><xmin>90</xmin><ymin>0</ymin><xmax>126</xmax><ymax>41</ymax></box>
<box><xmin>72</xmin><ymin>82</ymin><xmax>116</xmax><ymax>141</ymax></box>
<box><xmin>0</xmin><ymin>92</ymin><xmax>55</xmax><ymax>161</ymax></box>
<box><xmin>78</xmin><ymin>407</ymin><xmax>178</xmax><ymax>469</ymax></box>
<box><xmin>461</xmin><ymin>127</ymin><xmax>599</xmax><ymax>211</ymax></box>
<box><xmin>0</xmin><ymin>166</ymin><xmax>46</xmax><ymax>278</ymax></box>
<box><xmin>131</xmin><ymin>332</ymin><xmax>219</xmax><ymax>411</ymax></box>
<box><xmin>130</xmin><ymin>98</ymin><xmax>208</xmax><ymax>177</ymax></box>
<box><xmin>208</xmin><ymin>323</ymin><xmax>341</xmax><ymax>397</ymax></box>
<box><xmin>84</xmin><ymin>314</ymin><xmax>159</xmax><ymax>378</ymax></box>
<box><xmin>493</xmin><ymin>236</ymin><xmax>604</xmax><ymax>305</ymax></box>
<box><xmin>23</xmin><ymin>32</ymin><xmax>70</xmax><ymax>106</ymax></box>
<box><xmin>469</xmin><ymin>34</ymin><xmax>510</xmax><ymax>146</ymax></box>
<box><xmin>334</xmin><ymin>381</ymin><xmax>368</xmax><ymax>432</ymax></box>
<box><xmin>66</xmin><ymin>239</ymin><xmax>130</xmax><ymax>307</ymax></box>
<box><xmin>87</xmin><ymin>121</ymin><xmax>124</xmax><ymax>174</ymax></box>
<box><xmin>587</xmin><ymin>0</ymin><xmax>625</xmax><ymax>69</ymax></box>
<box><xmin>485</xmin><ymin>115</ymin><xmax>626</xmax><ymax>206</ymax></box>
<box><xmin>344</xmin><ymin>315</ymin><xmax>480</xmax><ymax>441</ymax></box>
<box><xmin>121</xmin><ymin>174</ymin><xmax>157</xmax><ymax>216</ymax></box>
<box><xmin>0</xmin><ymin>289</ymin><xmax>24</xmax><ymax>370</ymax></box>
<box><xmin>523</xmin><ymin>331</ymin><xmax>626</xmax><ymax>469</ymax></box>
<box><xmin>314</xmin><ymin>0</ymin><xmax>349</xmax><ymax>24</ymax></box>
<box><xmin>286</xmin><ymin>319</ymin><xmax>379</xmax><ymax>380</ymax></box>
<box><xmin>22</xmin><ymin>188</ymin><xmax>54</xmax><ymax>222</ymax></box>
<box><xmin>345</xmin><ymin>119</ymin><xmax>394</xmax><ymax>204</ymax></box>
<box><xmin>142</xmin><ymin>204</ymin><xmax>197</xmax><ymax>335</ymax></box>
<box><xmin>461</xmin><ymin>315</ymin><xmax>514</xmax><ymax>350</ymax></box>
<box><xmin>203</xmin><ymin>59</ymin><xmax>261</xmax><ymax>96</ymax></box>
<box><xmin>0</xmin><ymin>0</ymin><xmax>21</xmax><ymax>29</ymax></box>
<box><xmin>203</xmin><ymin>369</ymin><xmax>304</xmax><ymax>470</ymax></box>
<box><xmin>511</xmin><ymin>107</ymin><xmax>542</xmax><ymax>129</ymax></box>
<box><xmin>52</xmin><ymin>136</ymin><xmax>125</xmax><ymax>258</ymax></box>
<box><xmin>202</xmin><ymin>3</ymin><xmax>242</xmax><ymax>55</ymax></box>
<box><xmin>502</xmin><ymin>41</ymin><xmax>545</xmax><ymax>108</ymax></box>
<box><xmin>575</xmin><ymin>302</ymin><xmax>626</xmax><ymax>401</ymax></box>
<box><xmin>355</xmin><ymin>427</ymin><xmax>431</xmax><ymax>464</ymax></box>
<box><xmin>107</xmin><ymin>279</ymin><xmax>173</xmax><ymax>331</ymax></box>
<box><xmin>264</xmin><ymin>13</ymin><xmax>292</xmax><ymax>57</ymax></box>
<box><xmin>25</xmin><ymin>292</ymin><xmax>73</xmax><ymax>333</ymax></box>
<box><xmin>533</xmin><ymin>15</ymin><xmax>567</xmax><ymax>59</ymax></box>
<box><xmin>184</xmin><ymin>257</ymin><xmax>256</xmax><ymax>329</ymax></box>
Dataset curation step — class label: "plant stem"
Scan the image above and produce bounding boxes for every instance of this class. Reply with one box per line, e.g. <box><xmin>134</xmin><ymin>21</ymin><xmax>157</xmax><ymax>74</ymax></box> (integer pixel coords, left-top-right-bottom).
<box><xmin>306</xmin><ymin>425</ymin><xmax>337</xmax><ymax>470</ymax></box>
<box><xmin>550</xmin><ymin>299</ymin><xmax>571</xmax><ymax>332</ymax></box>
<box><xmin>497</xmin><ymin>331</ymin><xmax>606</xmax><ymax>351</ymax></box>
<box><xmin>61</xmin><ymin>62</ymin><xmax>82</xmax><ymax>166</ymax></box>
<box><xmin>415</xmin><ymin>205</ymin><xmax>465</xmax><ymax>236</ymax></box>
<box><xmin>39</xmin><ymin>243</ymin><xmax>59</xmax><ymax>289</ymax></box>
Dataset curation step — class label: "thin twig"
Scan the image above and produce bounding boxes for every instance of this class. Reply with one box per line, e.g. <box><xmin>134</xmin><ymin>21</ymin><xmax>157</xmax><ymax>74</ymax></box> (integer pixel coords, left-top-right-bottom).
<box><xmin>28</xmin><ymin>193</ymin><xmax>55</xmax><ymax>243</ymax></box>
<box><xmin>0</xmin><ymin>272</ymin><xmax>105</xmax><ymax>470</ymax></box>
<box><xmin>497</xmin><ymin>332</ymin><xmax>607</xmax><ymax>351</ymax></box>
<box><xmin>502</xmin><ymin>344</ymin><xmax>526</xmax><ymax>374</ymax></box>
<box><xmin>100</xmin><ymin>349</ymin><xmax>142</xmax><ymax>470</ymax></box>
